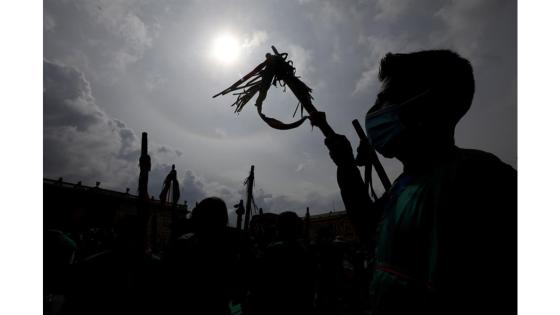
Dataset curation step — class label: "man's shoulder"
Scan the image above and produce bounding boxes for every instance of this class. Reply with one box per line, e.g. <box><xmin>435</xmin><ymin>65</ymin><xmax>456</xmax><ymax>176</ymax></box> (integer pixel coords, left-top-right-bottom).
<box><xmin>456</xmin><ymin>148</ymin><xmax>502</xmax><ymax>162</ymax></box>
<box><xmin>451</xmin><ymin>148</ymin><xmax>517</xmax><ymax>189</ymax></box>
<box><xmin>455</xmin><ymin>148</ymin><xmax>515</xmax><ymax>173</ymax></box>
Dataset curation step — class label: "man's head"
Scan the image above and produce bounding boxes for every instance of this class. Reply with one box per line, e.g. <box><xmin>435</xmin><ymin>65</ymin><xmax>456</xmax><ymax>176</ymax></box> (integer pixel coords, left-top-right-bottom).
<box><xmin>191</xmin><ymin>197</ymin><xmax>228</xmax><ymax>235</ymax></box>
<box><xmin>366</xmin><ymin>50</ymin><xmax>475</xmax><ymax>158</ymax></box>
<box><xmin>277</xmin><ymin>211</ymin><xmax>303</xmax><ymax>242</ymax></box>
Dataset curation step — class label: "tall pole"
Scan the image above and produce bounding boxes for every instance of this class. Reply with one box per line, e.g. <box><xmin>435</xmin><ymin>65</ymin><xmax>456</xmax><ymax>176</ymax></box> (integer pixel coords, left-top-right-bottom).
<box><xmin>138</xmin><ymin>132</ymin><xmax>151</xmax><ymax>253</ymax></box>
<box><xmin>138</xmin><ymin>132</ymin><xmax>151</xmax><ymax>200</ymax></box>
<box><xmin>352</xmin><ymin>120</ymin><xmax>391</xmax><ymax>192</ymax></box>
<box><xmin>243</xmin><ymin>165</ymin><xmax>255</xmax><ymax>231</ymax></box>
<box><xmin>305</xmin><ymin>207</ymin><xmax>310</xmax><ymax>243</ymax></box>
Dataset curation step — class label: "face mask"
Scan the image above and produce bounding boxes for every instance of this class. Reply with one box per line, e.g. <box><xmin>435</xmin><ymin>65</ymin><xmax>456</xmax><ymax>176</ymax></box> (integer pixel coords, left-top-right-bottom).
<box><xmin>365</xmin><ymin>89</ymin><xmax>431</xmax><ymax>156</ymax></box>
<box><xmin>365</xmin><ymin>105</ymin><xmax>403</xmax><ymax>156</ymax></box>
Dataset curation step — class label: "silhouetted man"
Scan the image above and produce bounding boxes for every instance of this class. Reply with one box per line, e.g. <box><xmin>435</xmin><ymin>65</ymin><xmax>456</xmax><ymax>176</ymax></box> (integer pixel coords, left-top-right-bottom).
<box><xmin>163</xmin><ymin>197</ymin><xmax>251</xmax><ymax>315</ymax></box>
<box><xmin>252</xmin><ymin>211</ymin><xmax>315</xmax><ymax>315</ymax></box>
<box><xmin>312</xmin><ymin>50</ymin><xmax>516</xmax><ymax>314</ymax></box>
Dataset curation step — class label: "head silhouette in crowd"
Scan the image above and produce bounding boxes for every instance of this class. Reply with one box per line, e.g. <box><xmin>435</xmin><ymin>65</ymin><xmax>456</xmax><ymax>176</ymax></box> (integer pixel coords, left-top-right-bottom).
<box><xmin>277</xmin><ymin>211</ymin><xmax>303</xmax><ymax>242</ymax></box>
<box><xmin>191</xmin><ymin>197</ymin><xmax>229</xmax><ymax>237</ymax></box>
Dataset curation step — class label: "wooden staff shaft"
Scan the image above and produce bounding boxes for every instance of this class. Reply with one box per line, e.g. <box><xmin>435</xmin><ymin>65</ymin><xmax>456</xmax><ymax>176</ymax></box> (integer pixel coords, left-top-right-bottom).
<box><xmin>352</xmin><ymin>119</ymin><xmax>392</xmax><ymax>191</ymax></box>
<box><xmin>269</xmin><ymin>45</ymin><xmax>336</xmax><ymax>138</ymax></box>
<box><xmin>284</xmin><ymin>78</ymin><xmax>336</xmax><ymax>138</ymax></box>
<box><xmin>243</xmin><ymin>165</ymin><xmax>255</xmax><ymax>231</ymax></box>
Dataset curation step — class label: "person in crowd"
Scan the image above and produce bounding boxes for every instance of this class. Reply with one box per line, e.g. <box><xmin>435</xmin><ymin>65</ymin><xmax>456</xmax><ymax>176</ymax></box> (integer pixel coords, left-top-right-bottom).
<box><xmin>312</xmin><ymin>227</ymin><xmax>344</xmax><ymax>315</ymax></box>
<box><xmin>311</xmin><ymin>50</ymin><xmax>517</xmax><ymax>314</ymax></box>
<box><xmin>163</xmin><ymin>197</ymin><xmax>252</xmax><ymax>315</ymax></box>
<box><xmin>252</xmin><ymin>211</ymin><xmax>315</xmax><ymax>315</ymax></box>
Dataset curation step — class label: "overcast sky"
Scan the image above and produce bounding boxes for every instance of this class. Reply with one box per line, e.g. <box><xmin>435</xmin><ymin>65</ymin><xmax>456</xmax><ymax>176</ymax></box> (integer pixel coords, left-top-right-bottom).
<box><xmin>43</xmin><ymin>0</ymin><xmax>516</xmax><ymax>218</ymax></box>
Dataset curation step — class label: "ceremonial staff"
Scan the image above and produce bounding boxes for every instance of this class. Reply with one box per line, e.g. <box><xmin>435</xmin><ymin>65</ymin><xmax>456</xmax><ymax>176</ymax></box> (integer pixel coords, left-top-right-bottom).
<box><xmin>352</xmin><ymin>119</ymin><xmax>392</xmax><ymax>193</ymax></box>
<box><xmin>243</xmin><ymin>166</ymin><xmax>255</xmax><ymax>231</ymax></box>
<box><xmin>234</xmin><ymin>200</ymin><xmax>245</xmax><ymax>230</ymax></box>
<box><xmin>213</xmin><ymin>46</ymin><xmax>335</xmax><ymax>137</ymax></box>
<box><xmin>137</xmin><ymin>132</ymin><xmax>152</xmax><ymax>252</ymax></box>
<box><xmin>214</xmin><ymin>46</ymin><xmax>389</xmax><ymax>192</ymax></box>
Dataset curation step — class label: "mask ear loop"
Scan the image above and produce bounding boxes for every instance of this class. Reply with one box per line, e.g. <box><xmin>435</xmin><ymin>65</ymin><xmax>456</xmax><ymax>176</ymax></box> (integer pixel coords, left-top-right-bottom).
<box><xmin>402</xmin><ymin>88</ymin><xmax>440</xmax><ymax>129</ymax></box>
<box><xmin>367</xmin><ymin>88</ymin><xmax>433</xmax><ymax>119</ymax></box>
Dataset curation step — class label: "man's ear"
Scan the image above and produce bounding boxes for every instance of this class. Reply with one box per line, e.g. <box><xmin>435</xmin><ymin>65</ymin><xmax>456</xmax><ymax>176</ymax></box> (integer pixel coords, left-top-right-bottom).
<box><xmin>399</xmin><ymin>105</ymin><xmax>425</xmax><ymax>130</ymax></box>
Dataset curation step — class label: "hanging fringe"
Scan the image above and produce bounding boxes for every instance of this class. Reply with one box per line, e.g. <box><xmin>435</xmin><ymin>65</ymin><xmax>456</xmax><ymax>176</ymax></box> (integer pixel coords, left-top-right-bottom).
<box><xmin>213</xmin><ymin>48</ymin><xmax>312</xmax><ymax>130</ymax></box>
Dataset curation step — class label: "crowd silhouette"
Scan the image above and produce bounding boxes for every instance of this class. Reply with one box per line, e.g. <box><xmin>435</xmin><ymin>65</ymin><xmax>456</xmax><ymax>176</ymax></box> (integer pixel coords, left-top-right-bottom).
<box><xmin>45</xmin><ymin>197</ymin><xmax>373</xmax><ymax>315</ymax></box>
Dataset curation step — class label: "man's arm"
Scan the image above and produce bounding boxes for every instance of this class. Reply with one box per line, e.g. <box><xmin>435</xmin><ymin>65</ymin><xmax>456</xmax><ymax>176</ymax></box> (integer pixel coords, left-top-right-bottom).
<box><xmin>309</xmin><ymin>111</ymin><xmax>382</xmax><ymax>242</ymax></box>
<box><xmin>324</xmin><ymin>134</ymin><xmax>381</xmax><ymax>243</ymax></box>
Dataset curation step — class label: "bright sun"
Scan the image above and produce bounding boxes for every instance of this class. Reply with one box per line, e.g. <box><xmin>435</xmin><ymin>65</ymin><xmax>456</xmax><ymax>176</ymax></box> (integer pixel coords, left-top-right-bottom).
<box><xmin>211</xmin><ymin>33</ymin><xmax>241</xmax><ymax>65</ymax></box>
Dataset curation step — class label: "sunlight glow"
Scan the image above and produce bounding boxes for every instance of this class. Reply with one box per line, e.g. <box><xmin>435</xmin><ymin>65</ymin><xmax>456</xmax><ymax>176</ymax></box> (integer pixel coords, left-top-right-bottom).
<box><xmin>211</xmin><ymin>32</ymin><xmax>241</xmax><ymax>65</ymax></box>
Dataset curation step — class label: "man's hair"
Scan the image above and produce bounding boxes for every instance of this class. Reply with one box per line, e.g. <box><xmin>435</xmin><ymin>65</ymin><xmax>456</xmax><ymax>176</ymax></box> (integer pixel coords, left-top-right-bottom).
<box><xmin>378</xmin><ymin>50</ymin><xmax>475</xmax><ymax>125</ymax></box>
<box><xmin>192</xmin><ymin>197</ymin><xmax>228</xmax><ymax>229</ymax></box>
<box><xmin>277</xmin><ymin>211</ymin><xmax>303</xmax><ymax>241</ymax></box>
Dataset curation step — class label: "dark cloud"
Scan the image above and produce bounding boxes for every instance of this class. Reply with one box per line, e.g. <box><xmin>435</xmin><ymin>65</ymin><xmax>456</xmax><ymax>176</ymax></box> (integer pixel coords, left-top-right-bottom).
<box><xmin>43</xmin><ymin>59</ymin><xmax>184</xmax><ymax>196</ymax></box>
<box><xmin>43</xmin><ymin>59</ymin><xmax>105</xmax><ymax>130</ymax></box>
<box><xmin>157</xmin><ymin>146</ymin><xmax>171</xmax><ymax>154</ymax></box>
<box><xmin>44</xmin><ymin>59</ymin><xmax>137</xmax><ymax>188</ymax></box>
<box><xmin>116</xmin><ymin>125</ymin><xmax>138</xmax><ymax>161</ymax></box>
<box><xmin>181</xmin><ymin>170</ymin><xmax>208</xmax><ymax>206</ymax></box>
<box><xmin>156</xmin><ymin>145</ymin><xmax>182</xmax><ymax>157</ymax></box>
